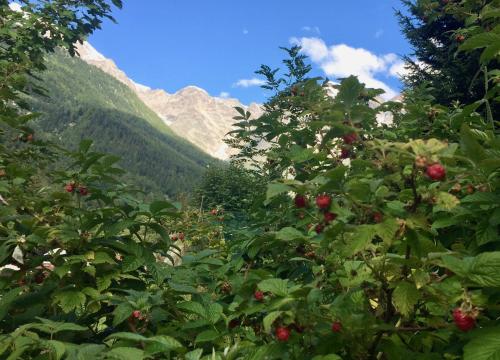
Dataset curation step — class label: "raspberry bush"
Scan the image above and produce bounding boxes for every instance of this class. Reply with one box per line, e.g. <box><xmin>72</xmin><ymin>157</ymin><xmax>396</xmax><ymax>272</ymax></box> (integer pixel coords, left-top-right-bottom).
<box><xmin>1</xmin><ymin>0</ymin><xmax>499</xmax><ymax>359</ymax></box>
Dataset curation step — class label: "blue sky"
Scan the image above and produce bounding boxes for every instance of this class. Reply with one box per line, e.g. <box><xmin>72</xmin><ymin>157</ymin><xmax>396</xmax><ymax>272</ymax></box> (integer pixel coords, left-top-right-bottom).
<box><xmin>89</xmin><ymin>0</ymin><xmax>412</xmax><ymax>104</ymax></box>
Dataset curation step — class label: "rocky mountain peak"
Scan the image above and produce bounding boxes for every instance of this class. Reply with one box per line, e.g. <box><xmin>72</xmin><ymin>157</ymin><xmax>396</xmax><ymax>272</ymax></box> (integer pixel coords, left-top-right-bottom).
<box><xmin>75</xmin><ymin>41</ymin><xmax>262</xmax><ymax>159</ymax></box>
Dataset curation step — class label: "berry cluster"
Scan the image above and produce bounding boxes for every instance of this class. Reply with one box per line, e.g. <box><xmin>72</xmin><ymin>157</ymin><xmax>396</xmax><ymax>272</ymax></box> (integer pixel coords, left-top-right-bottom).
<box><xmin>65</xmin><ymin>182</ymin><xmax>89</xmax><ymax>196</ymax></box>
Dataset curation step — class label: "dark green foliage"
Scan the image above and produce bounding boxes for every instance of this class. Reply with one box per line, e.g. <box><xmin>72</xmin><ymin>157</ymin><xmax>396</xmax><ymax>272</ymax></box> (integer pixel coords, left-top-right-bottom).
<box><xmin>194</xmin><ymin>163</ymin><xmax>266</xmax><ymax>216</ymax></box>
<box><xmin>27</xmin><ymin>50</ymin><xmax>218</xmax><ymax>196</ymax></box>
<box><xmin>396</xmin><ymin>0</ymin><xmax>498</xmax><ymax>113</ymax></box>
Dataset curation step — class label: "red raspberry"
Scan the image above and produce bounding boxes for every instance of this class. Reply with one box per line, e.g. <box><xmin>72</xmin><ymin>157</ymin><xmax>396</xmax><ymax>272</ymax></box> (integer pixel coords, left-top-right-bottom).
<box><xmin>275</xmin><ymin>326</ymin><xmax>291</xmax><ymax>342</ymax></box>
<box><xmin>254</xmin><ymin>291</ymin><xmax>264</xmax><ymax>302</ymax></box>
<box><xmin>340</xmin><ymin>147</ymin><xmax>350</xmax><ymax>159</ymax></box>
<box><xmin>315</xmin><ymin>194</ymin><xmax>331</xmax><ymax>209</ymax></box>
<box><xmin>294</xmin><ymin>194</ymin><xmax>307</xmax><ymax>208</ymax></box>
<box><xmin>342</xmin><ymin>132</ymin><xmax>358</xmax><ymax>145</ymax></box>
<box><xmin>373</xmin><ymin>212</ymin><xmax>383</xmax><ymax>223</ymax></box>
<box><xmin>324</xmin><ymin>212</ymin><xmax>337</xmax><ymax>223</ymax></box>
<box><xmin>426</xmin><ymin>163</ymin><xmax>446</xmax><ymax>181</ymax></box>
<box><xmin>331</xmin><ymin>321</ymin><xmax>342</xmax><ymax>333</ymax></box>
<box><xmin>453</xmin><ymin>308</ymin><xmax>476</xmax><ymax>332</ymax></box>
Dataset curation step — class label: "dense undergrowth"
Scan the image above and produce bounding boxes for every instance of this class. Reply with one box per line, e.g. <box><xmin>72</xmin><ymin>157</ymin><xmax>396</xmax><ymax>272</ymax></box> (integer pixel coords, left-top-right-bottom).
<box><xmin>0</xmin><ymin>0</ymin><xmax>499</xmax><ymax>359</ymax></box>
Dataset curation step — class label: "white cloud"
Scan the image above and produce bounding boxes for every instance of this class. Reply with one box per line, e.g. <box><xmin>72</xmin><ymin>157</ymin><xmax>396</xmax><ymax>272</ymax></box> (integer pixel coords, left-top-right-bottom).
<box><xmin>290</xmin><ymin>36</ymin><xmax>328</xmax><ymax>62</ymax></box>
<box><xmin>219</xmin><ymin>91</ymin><xmax>231</xmax><ymax>98</ymax></box>
<box><xmin>291</xmin><ymin>37</ymin><xmax>402</xmax><ymax>100</ymax></box>
<box><xmin>389</xmin><ymin>61</ymin><xmax>408</xmax><ymax>77</ymax></box>
<box><xmin>9</xmin><ymin>2</ymin><xmax>22</xmax><ymax>11</ymax></box>
<box><xmin>302</xmin><ymin>26</ymin><xmax>321</xmax><ymax>35</ymax></box>
<box><xmin>374</xmin><ymin>29</ymin><xmax>384</xmax><ymax>39</ymax></box>
<box><xmin>233</xmin><ymin>78</ymin><xmax>266</xmax><ymax>88</ymax></box>
<box><xmin>243</xmin><ymin>29</ymin><xmax>249</xmax><ymax>35</ymax></box>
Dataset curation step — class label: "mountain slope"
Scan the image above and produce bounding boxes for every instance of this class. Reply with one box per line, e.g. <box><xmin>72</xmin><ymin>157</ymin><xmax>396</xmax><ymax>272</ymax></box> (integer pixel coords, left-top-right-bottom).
<box><xmin>76</xmin><ymin>42</ymin><xmax>263</xmax><ymax>159</ymax></box>
<box><xmin>29</xmin><ymin>49</ymin><xmax>217</xmax><ymax>196</ymax></box>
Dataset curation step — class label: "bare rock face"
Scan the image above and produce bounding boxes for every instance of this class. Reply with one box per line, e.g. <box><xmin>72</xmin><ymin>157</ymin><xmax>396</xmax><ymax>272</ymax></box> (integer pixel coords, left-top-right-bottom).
<box><xmin>75</xmin><ymin>42</ymin><xmax>262</xmax><ymax>159</ymax></box>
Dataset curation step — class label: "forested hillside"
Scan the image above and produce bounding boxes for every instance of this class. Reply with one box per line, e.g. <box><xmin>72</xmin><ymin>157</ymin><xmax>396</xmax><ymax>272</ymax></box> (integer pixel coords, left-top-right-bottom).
<box><xmin>27</xmin><ymin>50</ymin><xmax>217</xmax><ymax>196</ymax></box>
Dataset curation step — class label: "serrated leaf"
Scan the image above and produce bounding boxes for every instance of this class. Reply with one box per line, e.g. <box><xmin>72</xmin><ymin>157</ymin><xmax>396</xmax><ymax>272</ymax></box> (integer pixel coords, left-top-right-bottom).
<box><xmin>53</xmin><ymin>291</ymin><xmax>86</xmax><ymax>313</ymax></box>
<box><xmin>204</xmin><ymin>303</ymin><xmax>223</xmax><ymax>324</ymax></box>
<box><xmin>392</xmin><ymin>282</ymin><xmax>419</xmax><ymax>317</ymax></box>
<box><xmin>258</xmin><ymin>278</ymin><xmax>288</xmax><ymax>297</ymax></box>
<box><xmin>342</xmin><ymin>225</ymin><xmax>375</xmax><ymax>256</ymax></box>
<box><xmin>275</xmin><ymin>227</ymin><xmax>304</xmax><ymax>241</ymax></box>
<box><xmin>185</xmin><ymin>349</ymin><xmax>204</xmax><ymax>360</ymax></box>
<box><xmin>35</xmin><ymin>318</ymin><xmax>87</xmax><ymax>333</ymax></box>
<box><xmin>106</xmin><ymin>347</ymin><xmax>144</xmax><ymax>360</ymax></box>
<box><xmin>413</xmin><ymin>269</ymin><xmax>430</xmax><ymax>289</ymax></box>
<box><xmin>177</xmin><ymin>301</ymin><xmax>206</xmax><ymax>318</ymax></box>
<box><xmin>468</xmin><ymin>252</ymin><xmax>500</xmax><ymax>287</ymax></box>
<box><xmin>195</xmin><ymin>330</ymin><xmax>219</xmax><ymax>343</ymax></box>
<box><xmin>263</xmin><ymin>311</ymin><xmax>282</xmax><ymax>333</ymax></box>
<box><xmin>121</xmin><ymin>256</ymin><xmax>144</xmax><ymax>272</ymax></box>
<box><xmin>112</xmin><ymin>303</ymin><xmax>134</xmax><ymax>326</ymax></box>
<box><xmin>147</xmin><ymin>335</ymin><xmax>183</xmax><ymax>352</ymax></box>
<box><xmin>44</xmin><ymin>340</ymin><xmax>66</xmax><ymax>360</ymax></box>
<box><xmin>265</xmin><ymin>183</ymin><xmax>292</xmax><ymax>204</ymax></box>
<box><xmin>460</xmin><ymin>124</ymin><xmax>486</xmax><ymax>163</ymax></box>
<box><xmin>464</xmin><ymin>327</ymin><xmax>500</xmax><ymax>360</ymax></box>
<box><xmin>375</xmin><ymin>218</ymin><xmax>400</xmax><ymax>245</ymax></box>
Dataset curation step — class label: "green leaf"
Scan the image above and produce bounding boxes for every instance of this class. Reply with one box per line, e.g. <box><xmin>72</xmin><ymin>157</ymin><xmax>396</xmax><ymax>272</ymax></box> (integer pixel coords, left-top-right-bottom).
<box><xmin>146</xmin><ymin>335</ymin><xmax>183</xmax><ymax>352</ymax></box>
<box><xmin>342</xmin><ymin>225</ymin><xmax>375</xmax><ymax>256</ymax></box>
<box><xmin>460</xmin><ymin>124</ymin><xmax>486</xmax><ymax>163</ymax></box>
<box><xmin>312</xmin><ymin>355</ymin><xmax>342</xmax><ymax>360</ymax></box>
<box><xmin>35</xmin><ymin>318</ymin><xmax>87</xmax><ymax>333</ymax></box>
<box><xmin>468</xmin><ymin>252</ymin><xmax>500</xmax><ymax>287</ymax></box>
<box><xmin>289</xmin><ymin>146</ymin><xmax>315</xmax><ymax>163</ymax></box>
<box><xmin>177</xmin><ymin>301</ymin><xmax>206</xmax><ymax>318</ymax></box>
<box><xmin>375</xmin><ymin>218</ymin><xmax>400</xmax><ymax>245</ymax></box>
<box><xmin>112</xmin><ymin>303</ymin><xmax>134</xmax><ymax>326</ymax></box>
<box><xmin>106</xmin><ymin>332</ymin><xmax>147</xmax><ymax>342</ymax></box>
<box><xmin>464</xmin><ymin>327</ymin><xmax>500</xmax><ymax>360</ymax></box>
<box><xmin>195</xmin><ymin>330</ymin><xmax>220</xmax><ymax>343</ymax></box>
<box><xmin>432</xmin><ymin>217</ymin><xmax>460</xmax><ymax>230</ymax></box>
<box><xmin>149</xmin><ymin>200</ymin><xmax>175</xmax><ymax>214</ymax></box>
<box><xmin>185</xmin><ymin>349</ymin><xmax>204</xmax><ymax>360</ymax></box>
<box><xmin>265</xmin><ymin>183</ymin><xmax>292</xmax><ymax>204</ymax></box>
<box><xmin>121</xmin><ymin>256</ymin><xmax>144</xmax><ymax>272</ymax></box>
<box><xmin>45</xmin><ymin>340</ymin><xmax>66</xmax><ymax>360</ymax></box>
<box><xmin>204</xmin><ymin>303</ymin><xmax>223</xmax><ymax>324</ymax></box>
<box><xmin>258</xmin><ymin>278</ymin><xmax>288</xmax><ymax>297</ymax></box>
<box><xmin>336</xmin><ymin>75</ymin><xmax>364</xmax><ymax>109</ymax></box>
<box><xmin>392</xmin><ymin>282</ymin><xmax>419</xmax><ymax>317</ymax></box>
<box><xmin>105</xmin><ymin>220</ymin><xmax>138</xmax><ymax>237</ymax></box>
<box><xmin>275</xmin><ymin>227</ymin><xmax>304</xmax><ymax>241</ymax></box>
<box><xmin>106</xmin><ymin>347</ymin><xmax>145</xmax><ymax>360</ymax></box>
<box><xmin>53</xmin><ymin>291</ymin><xmax>86</xmax><ymax>313</ymax></box>
<box><xmin>263</xmin><ymin>311</ymin><xmax>282</xmax><ymax>333</ymax></box>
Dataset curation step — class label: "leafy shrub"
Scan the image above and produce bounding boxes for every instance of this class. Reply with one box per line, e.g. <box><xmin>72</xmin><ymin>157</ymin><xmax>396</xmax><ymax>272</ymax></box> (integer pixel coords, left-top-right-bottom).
<box><xmin>1</xmin><ymin>0</ymin><xmax>499</xmax><ymax>359</ymax></box>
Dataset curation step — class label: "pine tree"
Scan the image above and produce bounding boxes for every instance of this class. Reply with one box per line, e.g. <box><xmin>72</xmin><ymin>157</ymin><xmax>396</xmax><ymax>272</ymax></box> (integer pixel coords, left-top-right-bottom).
<box><xmin>396</xmin><ymin>0</ymin><xmax>496</xmax><ymax>107</ymax></box>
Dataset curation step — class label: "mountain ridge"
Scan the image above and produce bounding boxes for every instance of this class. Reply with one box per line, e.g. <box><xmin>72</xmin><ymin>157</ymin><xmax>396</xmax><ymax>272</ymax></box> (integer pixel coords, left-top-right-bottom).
<box><xmin>76</xmin><ymin>42</ymin><xmax>263</xmax><ymax>159</ymax></box>
<box><xmin>28</xmin><ymin>49</ymin><xmax>218</xmax><ymax>196</ymax></box>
